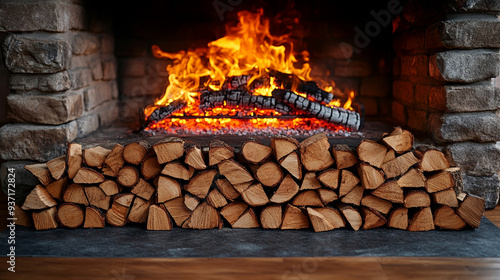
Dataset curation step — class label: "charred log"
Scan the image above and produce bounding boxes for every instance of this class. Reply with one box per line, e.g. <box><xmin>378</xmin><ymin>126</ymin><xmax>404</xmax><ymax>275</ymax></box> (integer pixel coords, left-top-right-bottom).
<box><xmin>272</xmin><ymin>89</ymin><xmax>361</xmax><ymax>131</ymax></box>
<box><xmin>142</xmin><ymin>99</ymin><xmax>186</xmax><ymax>126</ymax></box>
<box><xmin>269</xmin><ymin>70</ymin><xmax>334</xmax><ymax>104</ymax></box>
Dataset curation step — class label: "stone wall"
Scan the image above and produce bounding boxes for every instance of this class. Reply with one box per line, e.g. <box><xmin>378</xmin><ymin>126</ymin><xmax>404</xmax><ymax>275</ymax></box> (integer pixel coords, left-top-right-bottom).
<box><xmin>393</xmin><ymin>0</ymin><xmax>500</xmax><ymax>208</ymax></box>
<box><xmin>0</xmin><ymin>0</ymin><xmax>119</xmax><ymax>162</ymax></box>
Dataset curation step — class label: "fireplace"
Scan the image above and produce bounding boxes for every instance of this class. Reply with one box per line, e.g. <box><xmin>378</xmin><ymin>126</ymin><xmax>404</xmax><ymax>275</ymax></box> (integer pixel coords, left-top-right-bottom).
<box><xmin>0</xmin><ymin>0</ymin><xmax>499</xmax><ymax>210</ymax></box>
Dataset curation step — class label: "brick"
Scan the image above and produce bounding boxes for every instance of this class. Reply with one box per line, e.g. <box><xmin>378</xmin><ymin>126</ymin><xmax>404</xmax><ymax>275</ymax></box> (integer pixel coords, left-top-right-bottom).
<box><xmin>462</xmin><ymin>174</ymin><xmax>500</xmax><ymax>210</ymax></box>
<box><xmin>146</xmin><ymin>59</ymin><xmax>170</xmax><ymax>78</ymax></box>
<box><xmin>111</xmin><ymin>80</ymin><xmax>119</xmax><ymax>99</ymax></box>
<box><xmin>72</xmin><ymin>33</ymin><xmax>100</xmax><ymax>56</ymax></box>
<box><xmin>69</xmin><ymin>68</ymin><xmax>93</xmax><ymax>90</ymax></box>
<box><xmin>426</xmin><ymin>17</ymin><xmax>500</xmax><ymax>49</ymax></box>
<box><xmin>393</xmin><ymin>57</ymin><xmax>401</xmax><ymax>76</ymax></box>
<box><xmin>119</xmin><ymin>97</ymin><xmax>155</xmax><ymax>120</ymax></box>
<box><xmin>122</xmin><ymin>58</ymin><xmax>147</xmax><ymax>77</ymax></box>
<box><xmin>446</xmin><ymin>0</ymin><xmax>500</xmax><ymax>12</ymax></box>
<box><xmin>497</xmin><ymin>87</ymin><xmax>500</xmax><ymax>109</ymax></box>
<box><xmin>391</xmin><ymin>100</ymin><xmax>406</xmax><ymax>125</ymax></box>
<box><xmin>414</xmin><ymin>84</ymin><xmax>431</xmax><ymax>106</ymax></box>
<box><xmin>76</xmin><ymin>114</ymin><xmax>99</xmax><ymax>137</ymax></box>
<box><xmin>3</xmin><ymin>34</ymin><xmax>71</xmax><ymax>73</ymax></box>
<box><xmin>115</xmin><ymin>39</ymin><xmax>148</xmax><ymax>57</ymax></box>
<box><xmin>393</xmin><ymin>28</ymin><xmax>425</xmax><ymax>50</ymax></box>
<box><xmin>433</xmin><ymin>83</ymin><xmax>497</xmax><ymax>112</ymax></box>
<box><xmin>401</xmin><ymin>55</ymin><xmax>429</xmax><ymax>77</ymax></box>
<box><xmin>84</xmin><ymin>82</ymin><xmax>113</xmax><ymax>111</ymax></box>
<box><xmin>378</xmin><ymin>99</ymin><xmax>391</xmax><ymax>116</ymax></box>
<box><xmin>89</xmin><ymin>55</ymin><xmax>103</xmax><ymax>81</ymax></box>
<box><xmin>0</xmin><ymin>1</ymin><xmax>86</xmax><ymax>32</ymax></box>
<box><xmin>7</xmin><ymin>92</ymin><xmax>83</xmax><ymax>125</ymax></box>
<box><xmin>406</xmin><ymin>107</ymin><xmax>427</xmax><ymax>132</ymax></box>
<box><xmin>121</xmin><ymin>77</ymin><xmax>165</xmax><ymax>98</ymax></box>
<box><xmin>96</xmin><ymin>100</ymin><xmax>119</xmax><ymax>127</ymax></box>
<box><xmin>360</xmin><ymin>76</ymin><xmax>391</xmax><ymax>98</ymax></box>
<box><xmin>334</xmin><ymin>60</ymin><xmax>372</xmax><ymax>77</ymax></box>
<box><xmin>446</xmin><ymin>142</ymin><xmax>500</xmax><ymax>177</ymax></box>
<box><xmin>330</xmin><ymin>77</ymin><xmax>360</xmax><ymax>94</ymax></box>
<box><xmin>392</xmin><ymin>80</ymin><xmax>414</xmax><ymax>105</ymax></box>
<box><xmin>9</xmin><ymin>71</ymin><xmax>71</xmax><ymax>93</ymax></box>
<box><xmin>430</xmin><ymin>50</ymin><xmax>500</xmax><ymax>83</ymax></box>
<box><xmin>0</xmin><ymin>122</ymin><xmax>78</xmax><ymax>161</ymax></box>
<box><xmin>102</xmin><ymin>58</ymin><xmax>117</xmax><ymax>81</ymax></box>
<box><xmin>100</xmin><ymin>34</ymin><xmax>114</xmax><ymax>54</ymax></box>
<box><xmin>431</xmin><ymin>112</ymin><xmax>500</xmax><ymax>143</ymax></box>
<box><xmin>356</xmin><ymin>97</ymin><xmax>378</xmax><ymax>116</ymax></box>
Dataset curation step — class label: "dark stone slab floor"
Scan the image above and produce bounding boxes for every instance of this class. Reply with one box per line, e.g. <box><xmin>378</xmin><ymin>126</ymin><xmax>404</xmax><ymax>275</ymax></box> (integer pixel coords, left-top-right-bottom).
<box><xmin>1</xmin><ymin>217</ymin><xmax>499</xmax><ymax>258</ymax></box>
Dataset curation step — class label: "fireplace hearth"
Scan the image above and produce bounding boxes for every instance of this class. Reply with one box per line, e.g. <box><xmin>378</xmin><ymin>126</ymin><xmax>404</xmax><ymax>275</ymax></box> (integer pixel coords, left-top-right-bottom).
<box><xmin>1</xmin><ymin>0</ymin><xmax>499</xmax><ymax>210</ymax></box>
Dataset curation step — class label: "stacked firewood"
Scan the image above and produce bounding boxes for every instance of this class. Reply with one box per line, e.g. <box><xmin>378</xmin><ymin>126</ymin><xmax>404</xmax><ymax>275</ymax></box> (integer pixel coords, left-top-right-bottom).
<box><xmin>18</xmin><ymin>127</ymin><xmax>485</xmax><ymax>232</ymax></box>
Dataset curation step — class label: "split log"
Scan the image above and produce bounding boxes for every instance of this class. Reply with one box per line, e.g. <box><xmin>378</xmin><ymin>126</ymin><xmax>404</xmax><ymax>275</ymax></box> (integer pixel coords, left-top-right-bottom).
<box><xmin>256</xmin><ymin>162</ymin><xmax>283</xmax><ymax>187</ymax></box>
<box><xmin>299</xmin><ymin>133</ymin><xmax>335</xmax><ymax>171</ymax></box>
<box><xmin>216</xmin><ymin>179</ymin><xmax>240</xmax><ymax>201</ymax></box>
<box><xmin>123</xmin><ymin>141</ymin><xmax>150</xmax><ymax>165</ymax></box>
<box><xmin>25</xmin><ymin>163</ymin><xmax>53</xmax><ymax>186</ymax></box>
<box><xmin>300</xmin><ymin>172</ymin><xmax>322</xmax><ymax>190</ymax></box>
<box><xmin>117</xmin><ymin>166</ymin><xmax>140</xmax><ymax>187</ymax></box>
<box><xmin>83</xmin><ymin>146</ymin><xmax>111</xmax><ymax>168</ymax></box>
<box><xmin>431</xmin><ymin>188</ymin><xmax>459</xmax><ymax>208</ymax></box>
<box><xmin>383</xmin><ymin>149</ymin><xmax>396</xmax><ymax>164</ymax></box>
<box><xmin>185</xmin><ymin>169</ymin><xmax>217</xmax><ymax>198</ymax></box>
<box><xmin>360</xmin><ymin>207</ymin><xmax>387</xmax><ymax>230</ymax></box>
<box><xmin>184</xmin><ymin>194</ymin><xmax>200</xmax><ymax>211</ymax></box>
<box><xmin>206</xmin><ymin>189</ymin><xmax>228</xmax><ymax>209</ymax></box>
<box><xmin>315</xmin><ymin>207</ymin><xmax>346</xmax><ymax>228</ymax></box>
<box><xmin>433</xmin><ymin>205</ymin><xmax>466</xmax><ymax>230</ymax></box>
<box><xmin>189</xmin><ymin>202</ymin><xmax>220</xmax><ymax>229</ymax></box>
<box><xmin>114</xmin><ymin>193</ymin><xmax>135</xmax><ymax>208</ymax></box>
<box><xmin>397</xmin><ymin>168</ymin><xmax>426</xmax><ymax>188</ymax></box>
<box><xmin>47</xmin><ymin>155</ymin><xmax>66</xmax><ymax>180</ymax></box>
<box><xmin>67</xmin><ymin>143</ymin><xmax>83</xmax><ymax>179</ymax></box>
<box><xmin>163</xmin><ymin>197</ymin><xmax>192</xmax><ymax>227</ymax></box>
<box><xmin>21</xmin><ymin>185</ymin><xmax>57</xmax><ymax>210</ymax></box>
<box><xmin>32</xmin><ymin>207</ymin><xmax>58</xmax><ymax>230</ymax></box>
<box><xmin>416</xmin><ymin>149</ymin><xmax>450</xmax><ymax>172</ymax></box>
<box><xmin>407</xmin><ymin>207</ymin><xmax>435</xmax><ymax>232</ymax></box>
<box><xmin>404</xmin><ymin>190</ymin><xmax>431</xmax><ymax>208</ymax></box>
<box><xmin>272</xmin><ymin>89</ymin><xmax>361</xmax><ymax>130</ymax></box>
<box><xmin>83</xmin><ymin>206</ymin><xmax>106</xmax><ymax>228</ymax></box>
<box><xmin>84</xmin><ymin>186</ymin><xmax>110</xmax><ymax>210</ymax></box>
<box><xmin>260</xmin><ymin>204</ymin><xmax>282</xmax><ymax>229</ymax></box>
<box><xmin>162</xmin><ymin>161</ymin><xmax>192</xmax><ymax>180</ymax></box>
<box><xmin>271</xmin><ymin>136</ymin><xmax>299</xmax><ymax>161</ymax></box>
<box><xmin>357</xmin><ymin>140</ymin><xmax>387</xmax><ymax>168</ymax></box>
<box><xmin>241</xmin><ymin>140</ymin><xmax>272</xmax><ymax>164</ymax></box>
<box><xmin>425</xmin><ymin>170</ymin><xmax>455</xmax><ymax>193</ymax></box>
<box><xmin>279</xmin><ymin>151</ymin><xmax>302</xmax><ymax>180</ymax></box>
<box><xmin>292</xmin><ymin>190</ymin><xmax>324</xmax><ymax>207</ymax></box>
<box><xmin>106</xmin><ymin>202</ymin><xmax>129</xmax><ymax>227</ymax></box>
<box><xmin>157</xmin><ymin>176</ymin><xmax>182</xmax><ymax>203</ymax></box>
<box><xmin>317</xmin><ymin>168</ymin><xmax>340</xmax><ymax>190</ymax></box>
<box><xmin>73</xmin><ymin>167</ymin><xmax>105</xmax><ymax>184</ymax></box>
<box><xmin>232</xmin><ymin>208</ymin><xmax>260</xmax><ymax>228</ymax></box>
<box><xmin>340</xmin><ymin>185</ymin><xmax>364</xmax><ymax>206</ymax></box>
<box><xmin>45</xmin><ymin>177</ymin><xmax>68</xmax><ymax>201</ymax></box>
<box><xmin>13</xmin><ymin>205</ymin><xmax>32</xmax><ymax>227</ymax></box>
<box><xmin>99</xmin><ymin>180</ymin><xmax>121</xmax><ymax>196</ymax></box>
<box><xmin>153</xmin><ymin>137</ymin><xmax>185</xmax><ymax>164</ymax></box>
<box><xmin>241</xmin><ymin>183</ymin><xmax>269</xmax><ymax>207</ymax></box>
<box><xmin>57</xmin><ymin>203</ymin><xmax>84</xmax><ymax>228</ymax></box>
<box><xmin>371</xmin><ymin>181</ymin><xmax>404</xmax><ymax>204</ymax></box>
<box><xmin>457</xmin><ymin>194</ymin><xmax>485</xmax><ymax>228</ymax></box>
<box><xmin>144</xmin><ymin>99</ymin><xmax>186</xmax><ymax>125</ymax></box>
<box><xmin>317</xmin><ymin>188</ymin><xmax>338</xmax><ymax>204</ymax></box>
<box><xmin>332</xmin><ymin>145</ymin><xmax>358</xmax><ymax>169</ymax></box>
<box><xmin>220</xmin><ymin>202</ymin><xmax>248</xmax><ymax>226</ymax></box>
<box><xmin>361</xmin><ymin>195</ymin><xmax>392</xmax><ymax>215</ymax></box>
<box><xmin>307</xmin><ymin>207</ymin><xmax>336</xmax><ymax>232</ymax></box>
<box><xmin>128</xmin><ymin>197</ymin><xmax>151</xmax><ymax>224</ymax></box>
<box><xmin>218</xmin><ymin>159</ymin><xmax>253</xmax><ymax>185</ymax></box>
<box><xmin>387</xmin><ymin>207</ymin><xmax>408</xmax><ymax>230</ymax></box>
<box><xmin>233</xmin><ymin>181</ymin><xmax>253</xmax><ymax>194</ymax></box>
<box><xmin>358</xmin><ymin>163</ymin><xmax>385</xmax><ymax>190</ymax></box>
<box><xmin>102</xmin><ymin>166</ymin><xmax>118</xmax><ymax>177</ymax></box>
<box><xmin>63</xmin><ymin>183</ymin><xmax>89</xmax><ymax>205</ymax></box>
<box><xmin>337</xmin><ymin>203</ymin><xmax>362</xmax><ymax>231</ymax></box>
<box><xmin>131</xmin><ymin>179</ymin><xmax>155</xmax><ymax>201</ymax></box>
<box><xmin>209</xmin><ymin>140</ymin><xmax>234</xmax><ymax>166</ymax></box>
<box><xmin>339</xmin><ymin>170</ymin><xmax>360</xmax><ymax>196</ymax></box>
<box><xmin>270</xmin><ymin>174</ymin><xmax>299</xmax><ymax>204</ymax></box>
<box><xmin>104</xmin><ymin>144</ymin><xmax>125</xmax><ymax>173</ymax></box>
<box><xmin>381</xmin><ymin>152</ymin><xmax>420</xmax><ymax>179</ymax></box>
<box><xmin>185</xmin><ymin>145</ymin><xmax>207</xmax><ymax>170</ymax></box>
<box><xmin>281</xmin><ymin>204</ymin><xmax>310</xmax><ymax>230</ymax></box>
<box><xmin>147</xmin><ymin>204</ymin><xmax>173</xmax><ymax>230</ymax></box>
<box><xmin>141</xmin><ymin>156</ymin><xmax>162</xmax><ymax>180</ymax></box>
<box><xmin>382</xmin><ymin>127</ymin><xmax>414</xmax><ymax>154</ymax></box>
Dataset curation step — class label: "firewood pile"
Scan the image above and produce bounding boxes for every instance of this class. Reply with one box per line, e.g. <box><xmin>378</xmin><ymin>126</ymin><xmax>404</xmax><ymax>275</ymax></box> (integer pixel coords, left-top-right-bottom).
<box><xmin>18</xmin><ymin>127</ymin><xmax>485</xmax><ymax>232</ymax></box>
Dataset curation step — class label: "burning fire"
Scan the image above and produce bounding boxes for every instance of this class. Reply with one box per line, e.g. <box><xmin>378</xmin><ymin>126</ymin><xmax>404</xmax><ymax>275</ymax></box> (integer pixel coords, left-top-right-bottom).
<box><xmin>144</xmin><ymin>10</ymin><xmax>356</xmax><ymax>135</ymax></box>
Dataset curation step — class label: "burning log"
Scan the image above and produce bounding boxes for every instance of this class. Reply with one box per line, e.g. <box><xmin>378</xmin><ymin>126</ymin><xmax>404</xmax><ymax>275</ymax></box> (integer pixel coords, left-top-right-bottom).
<box><xmin>269</xmin><ymin>70</ymin><xmax>334</xmax><ymax>104</ymax></box>
<box><xmin>272</xmin><ymin>89</ymin><xmax>361</xmax><ymax>131</ymax></box>
<box><xmin>142</xmin><ymin>99</ymin><xmax>186</xmax><ymax>127</ymax></box>
<box><xmin>199</xmin><ymin>89</ymin><xmax>292</xmax><ymax>114</ymax></box>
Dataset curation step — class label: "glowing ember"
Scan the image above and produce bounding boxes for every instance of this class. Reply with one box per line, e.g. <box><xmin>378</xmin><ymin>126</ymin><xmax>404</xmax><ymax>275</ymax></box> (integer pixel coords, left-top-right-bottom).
<box><xmin>144</xmin><ymin>9</ymin><xmax>358</xmax><ymax>135</ymax></box>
